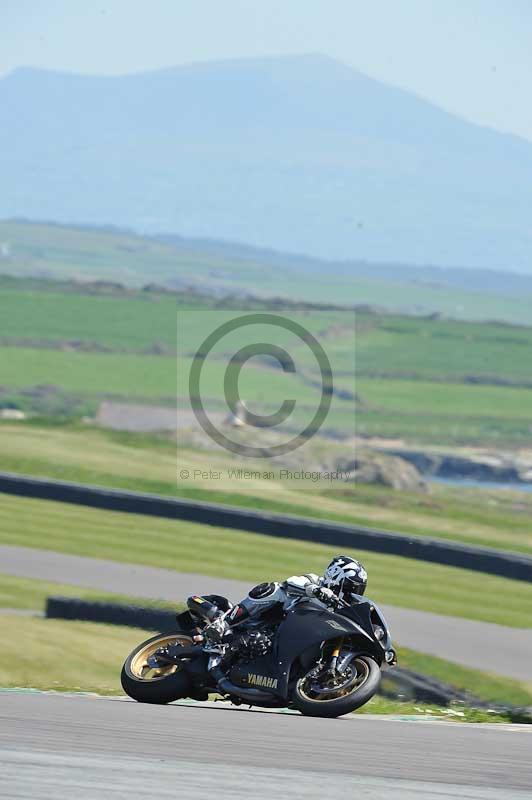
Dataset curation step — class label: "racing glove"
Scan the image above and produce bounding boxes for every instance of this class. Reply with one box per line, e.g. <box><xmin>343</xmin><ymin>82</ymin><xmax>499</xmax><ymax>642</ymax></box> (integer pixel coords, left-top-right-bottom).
<box><xmin>305</xmin><ymin>584</ymin><xmax>338</xmax><ymax>605</ymax></box>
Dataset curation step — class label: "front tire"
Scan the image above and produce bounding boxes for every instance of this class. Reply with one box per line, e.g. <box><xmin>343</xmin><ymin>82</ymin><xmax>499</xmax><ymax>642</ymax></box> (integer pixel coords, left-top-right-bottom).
<box><xmin>291</xmin><ymin>655</ymin><xmax>381</xmax><ymax>718</ymax></box>
<box><xmin>121</xmin><ymin>631</ymin><xmax>194</xmax><ymax>704</ymax></box>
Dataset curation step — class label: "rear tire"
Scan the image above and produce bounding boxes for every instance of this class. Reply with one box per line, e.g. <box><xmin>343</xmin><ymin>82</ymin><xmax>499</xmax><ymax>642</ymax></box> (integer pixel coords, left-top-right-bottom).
<box><xmin>121</xmin><ymin>631</ymin><xmax>194</xmax><ymax>704</ymax></box>
<box><xmin>291</xmin><ymin>655</ymin><xmax>381</xmax><ymax>718</ymax></box>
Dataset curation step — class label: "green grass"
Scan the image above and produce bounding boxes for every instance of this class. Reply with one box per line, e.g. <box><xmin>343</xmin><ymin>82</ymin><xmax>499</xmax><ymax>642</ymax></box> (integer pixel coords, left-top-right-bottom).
<box><xmin>3</xmin><ymin>219</ymin><xmax>532</xmax><ymax>325</ymax></box>
<box><xmin>0</xmin><ymin>347</ymin><xmax>178</xmax><ymax>398</ymax></box>
<box><xmin>3</xmin><ymin>276</ymin><xmax>532</xmax><ymax>385</ymax></box>
<box><xmin>351</xmin><ymin>411</ymin><xmax>532</xmax><ymax>445</ymax></box>
<box><xmin>2</xmin><ymin>422</ymin><xmax>532</xmax><ymax>556</ymax></box>
<box><xmin>0</xmin><ymin>615</ymin><xmax>147</xmax><ymax>695</ymax></box>
<box><xmin>0</xmin><ymin>286</ymin><xmax>179</xmax><ymax>351</ymax></box>
<box><xmin>352</xmin><ymin>377</ymin><xmax>532</xmax><ymax>444</ymax></box>
<box><xmin>2</xmin><ymin>305</ymin><xmax>532</xmax><ymax>446</ymax></box>
<box><xmin>354</xmin><ymin>314</ymin><xmax>532</xmax><ymax>384</ymax></box>
<box><xmin>397</xmin><ymin>647</ymin><xmax>532</xmax><ymax>708</ymax></box>
<box><xmin>2</xmin><ymin>271</ymin><xmax>532</xmax><ymax>444</ymax></box>
<box><xmin>1</xmin><ymin>493</ymin><xmax>531</xmax><ymax>627</ymax></box>
<box><xmin>357</xmin><ymin>378</ymin><xmax>532</xmax><ymax>420</ymax></box>
<box><xmin>356</xmin><ymin>696</ymin><xmax>515</xmax><ymax>722</ymax></box>
<box><xmin>3</xmin><ymin>344</ymin><xmax>532</xmax><ymax>444</ymax></box>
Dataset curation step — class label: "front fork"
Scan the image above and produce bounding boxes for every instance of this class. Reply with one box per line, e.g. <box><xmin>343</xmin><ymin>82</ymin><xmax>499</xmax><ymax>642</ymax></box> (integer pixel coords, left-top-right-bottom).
<box><xmin>327</xmin><ymin>638</ymin><xmax>360</xmax><ymax>678</ymax></box>
<box><xmin>329</xmin><ymin>637</ymin><xmax>344</xmax><ymax>674</ymax></box>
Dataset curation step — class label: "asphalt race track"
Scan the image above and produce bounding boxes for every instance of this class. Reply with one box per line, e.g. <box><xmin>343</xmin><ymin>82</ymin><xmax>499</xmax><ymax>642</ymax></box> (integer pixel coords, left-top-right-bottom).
<box><xmin>1</xmin><ymin>692</ymin><xmax>531</xmax><ymax>799</ymax></box>
<box><xmin>2</xmin><ymin>544</ymin><xmax>532</xmax><ymax>681</ymax></box>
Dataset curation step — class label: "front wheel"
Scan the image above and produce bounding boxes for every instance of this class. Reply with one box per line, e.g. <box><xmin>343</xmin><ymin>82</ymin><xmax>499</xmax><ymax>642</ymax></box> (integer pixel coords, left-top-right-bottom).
<box><xmin>121</xmin><ymin>631</ymin><xmax>194</xmax><ymax>704</ymax></box>
<box><xmin>291</xmin><ymin>655</ymin><xmax>381</xmax><ymax>718</ymax></box>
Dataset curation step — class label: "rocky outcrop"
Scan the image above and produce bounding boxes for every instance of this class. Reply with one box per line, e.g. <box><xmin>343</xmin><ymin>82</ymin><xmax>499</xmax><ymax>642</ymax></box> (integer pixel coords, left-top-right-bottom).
<box><xmin>176</xmin><ymin>421</ymin><xmax>427</xmax><ymax>491</ymax></box>
<box><xmin>336</xmin><ymin>450</ymin><xmax>426</xmax><ymax>491</ymax></box>
<box><xmin>277</xmin><ymin>439</ymin><xmax>426</xmax><ymax>491</ymax></box>
<box><xmin>383</xmin><ymin>448</ymin><xmax>532</xmax><ymax>485</ymax></box>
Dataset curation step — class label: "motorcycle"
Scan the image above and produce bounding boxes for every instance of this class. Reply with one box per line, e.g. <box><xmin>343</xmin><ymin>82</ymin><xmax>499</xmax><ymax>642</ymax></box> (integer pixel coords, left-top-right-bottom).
<box><xmin>121</xmin><ymin>592</ymin><xmax>397</xmax><ymax>718</ymax></box>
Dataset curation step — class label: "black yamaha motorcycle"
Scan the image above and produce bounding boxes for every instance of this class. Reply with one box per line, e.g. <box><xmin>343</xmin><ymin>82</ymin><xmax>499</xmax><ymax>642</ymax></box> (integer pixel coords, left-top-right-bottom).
<box><xmin>121</xmin><ymin>593</ymin><xmax>396</xmax><ymax>718</ymax></box>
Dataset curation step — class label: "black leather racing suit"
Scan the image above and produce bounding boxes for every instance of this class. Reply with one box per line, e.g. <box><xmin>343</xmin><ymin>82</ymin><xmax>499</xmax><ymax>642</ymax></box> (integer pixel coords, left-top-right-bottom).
<box><xmin>187</xmin><ymin>573</ymin><xmax>337</xmax><ymax>650</ymax></box>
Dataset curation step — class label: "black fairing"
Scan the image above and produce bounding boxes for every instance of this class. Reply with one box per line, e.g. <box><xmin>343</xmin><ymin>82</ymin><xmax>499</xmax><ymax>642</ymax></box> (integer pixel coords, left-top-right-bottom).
<box><xmin>337</xmin><ymin>599</ymin><xmax>393</xmax><ymax>653</ymax></box>
<box><xmin>229</xmin><ymin>598</ymin><xmax>385</xmax><ymax>700</ymax></box>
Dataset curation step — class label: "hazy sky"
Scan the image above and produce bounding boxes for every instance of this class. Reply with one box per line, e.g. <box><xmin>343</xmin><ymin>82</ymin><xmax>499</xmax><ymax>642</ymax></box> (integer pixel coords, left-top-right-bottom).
<box><xmin>3</xmin><ymin>0</ymin><xmax>532</xmax><ymax>142</ymax></box>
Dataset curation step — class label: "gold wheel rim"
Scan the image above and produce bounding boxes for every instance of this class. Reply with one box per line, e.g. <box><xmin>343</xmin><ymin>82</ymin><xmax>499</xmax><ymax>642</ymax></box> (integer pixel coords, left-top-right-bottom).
<box><xmin>298</xmin><ymin>657</ymin><xmax>370</xmax><ymax>703</ymax></box>
<box><xmin>129</xmin><ymin>634</ymin><xmax>193</xmax><ymax>681</ymax></box>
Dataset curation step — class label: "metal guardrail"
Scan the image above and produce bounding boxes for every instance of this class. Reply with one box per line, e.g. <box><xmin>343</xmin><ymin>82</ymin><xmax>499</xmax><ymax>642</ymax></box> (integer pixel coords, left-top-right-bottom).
<box><xmin>46</xmin><ymin>596</ymin><xmax>177</xmax><ymax>631</ymax></box>
<box><xmin>1</xmin><ymin>471</ymin><xmax>531</xmax><ymax>582</ymax></box>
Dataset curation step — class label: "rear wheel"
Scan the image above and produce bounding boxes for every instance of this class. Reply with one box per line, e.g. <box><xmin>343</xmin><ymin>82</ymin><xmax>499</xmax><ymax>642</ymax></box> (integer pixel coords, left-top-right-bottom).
<box><xmin>291</xmin><ymin>655</ymin><xmax>381</xmax><ymax>718</ymax></box>
<box><xmin>121</xmin><ymin>631</ymin><xmax>194</xmax><ymax>704</ymax></box>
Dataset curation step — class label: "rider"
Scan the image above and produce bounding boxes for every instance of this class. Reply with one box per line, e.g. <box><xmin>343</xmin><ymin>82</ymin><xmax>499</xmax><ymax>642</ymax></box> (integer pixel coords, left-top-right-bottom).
<box><xmin>186</xmin><ymin>554</ymin><xmax>368</xmax><ymax>653</ymax></box>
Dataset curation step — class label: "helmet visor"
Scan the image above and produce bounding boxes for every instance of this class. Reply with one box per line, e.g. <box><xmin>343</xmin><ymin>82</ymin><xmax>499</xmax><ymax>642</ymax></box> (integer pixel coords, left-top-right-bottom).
<box><xmin>342</xmin><ymin>577</ymin><xmax>366</xmax><ymax>601</ymax></box>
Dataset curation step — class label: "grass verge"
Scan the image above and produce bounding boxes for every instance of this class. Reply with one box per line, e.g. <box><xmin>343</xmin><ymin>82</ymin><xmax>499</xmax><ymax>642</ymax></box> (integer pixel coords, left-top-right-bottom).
<box><xmin>397</xmin><ymin>647</ymin><xmax>532</xmax><ymax>708</ymax></box>
<box><xmin>0</xmin><ymin>615</ymin><xmax>145</xmax><ymax>695</ymax></box>
<box><xmin>2</xmin><ymin>421</ymin><xmax>532</xmax><ymax>555</ymax></box>
<box><xmin>0</xmin><ymin>494</ymin><xmax>531</xmax><ymax>627</ymax></box>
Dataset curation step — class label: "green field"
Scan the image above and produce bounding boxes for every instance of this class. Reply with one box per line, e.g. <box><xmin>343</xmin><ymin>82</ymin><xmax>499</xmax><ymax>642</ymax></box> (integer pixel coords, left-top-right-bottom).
<box><xmin>1</xmin><ymin>493</ymin><xmax>531</xmax><ymax>627</ymax></box>
<box><xmin>2</xmin><ymin>219</ymin><xmax>532</xmax><ymax>324</ymax></box>
<box><xmin>0</xmin><ymin>347</ymin><xmax>177</xmax><ymax>398</ymax></box>
<box><xmin>2</xmin><ymin>276</ymin><xmax>532</xmax><ymax>383</ymax></box>
<box><xmin>2</xmin><ymin>346</ymin><xmax>531</xmax><ymax>443</ymax></box>
<box><xmin>0</xmin><ymin>284</ymin><xmax>178</xmax><ymax>350</ymax></box>
<box><xmin>355</xmin><ymin>315</ymin><xmax>532</xmax><ymax>383</ymax></box>
<box><xmin>353</xmin><ymin>378</ymin><xmax>532</xmax><ymax>444</ymax></box>
<box><xmin>2</xmin><ymin>422</ymin><xmax>532</xmax><ymax>556</ymax></box>
<box><xmin>2</xmin><ymin>274</ymin><xmax>532</xmax><ymax>445</ymax></box>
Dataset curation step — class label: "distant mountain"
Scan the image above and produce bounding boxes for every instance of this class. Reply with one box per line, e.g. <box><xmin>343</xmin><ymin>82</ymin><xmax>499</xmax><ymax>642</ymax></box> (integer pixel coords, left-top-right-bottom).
<box><xmin>1</xmin><ymin>54</ymin><xmax>531</xmax><ymax>272</ymax></box>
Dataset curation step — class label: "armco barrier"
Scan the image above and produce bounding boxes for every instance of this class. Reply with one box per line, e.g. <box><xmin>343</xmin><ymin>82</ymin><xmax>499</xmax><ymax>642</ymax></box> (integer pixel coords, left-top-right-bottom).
<box><xmin>46</xmin><ymin>596</ymin><xmax>177</xmax><ymax>631</ymax></box>
<box><xmin>380</xmin><ymin>667</ymin><xmax>479</xmax><ymax>706</ymax></box>
<box><xmin>2</xmin><ymin>471</ymin><xmax>531</xmax><ymax>582</ymax></box>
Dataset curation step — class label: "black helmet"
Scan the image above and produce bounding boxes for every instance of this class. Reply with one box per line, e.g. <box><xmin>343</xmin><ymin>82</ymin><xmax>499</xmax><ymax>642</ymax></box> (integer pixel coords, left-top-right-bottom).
<box><xmin>322</xmin><ymin>555</ymin><xmax>368</xmax><ymax>602</ymax></box>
